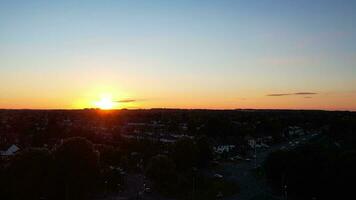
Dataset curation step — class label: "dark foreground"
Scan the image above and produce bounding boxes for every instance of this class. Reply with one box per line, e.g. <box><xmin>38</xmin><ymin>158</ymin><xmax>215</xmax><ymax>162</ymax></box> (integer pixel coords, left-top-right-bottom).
<box><xmin>0</xmin><ymin>109</ymin><xmax>355</xmax><ymax>200</ymax></box>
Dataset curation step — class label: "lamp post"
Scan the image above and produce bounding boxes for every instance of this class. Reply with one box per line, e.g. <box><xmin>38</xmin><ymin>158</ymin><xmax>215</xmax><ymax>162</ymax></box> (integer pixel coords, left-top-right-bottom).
<box><xmin>254</xmin><ymin>144</ymin><xmax>257</xmax><ymax>168</ymax></box>
<box><xmin>281</xmin><ymin>173</ymin><xmax>288</xmax><ymax>200</ymax></box>
<box><xmin>192</xmin><ymin>167</ymin><xmax>197</xmax><ymax>200</ymax></box>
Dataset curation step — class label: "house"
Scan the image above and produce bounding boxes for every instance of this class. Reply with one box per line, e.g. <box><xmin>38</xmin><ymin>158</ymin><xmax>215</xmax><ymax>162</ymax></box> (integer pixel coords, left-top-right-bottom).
<box><xmin>0</xmin><ymin>144</ymin><xmax>20</xmax><ymax>156</ymax></box>
<box><xmin>214</xmin><ymin>145</ymin><xmax>235</xmax><ymax>154</ymax></box>
<box><xmin>287</xmin><ymin>126</ymin><xmax>305</xmax><ymax>136</ymax></box>
<box><xmin>248</xmin><ymin>139</ymin><xmax>256</xmax><ymax>148</ymax></box>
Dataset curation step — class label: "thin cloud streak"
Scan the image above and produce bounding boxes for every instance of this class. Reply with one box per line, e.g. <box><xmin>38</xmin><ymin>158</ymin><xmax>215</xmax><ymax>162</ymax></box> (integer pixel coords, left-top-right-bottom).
<box><xmin>294</xmin><ymin>92</ymin><xmax>317</xmax><ymax>95</ymax></box>
<box><xmin>267</xmin><ymin>92</ymin><xmax>318</xmax><ymax>97</ymax></box>
<box><xmin>267</xmin><ymin>93</ymin><xmax>291</xmax><ymax>97</ymax></box>
<box><xmin>115</xmin><ymin>99</ymin><xmax>147</xmax><ymax>103</ymax></box>
<box><xmin>115</xmin><ymin>99</ymin><xmax>136</xmax><ymax>103</ymax></box>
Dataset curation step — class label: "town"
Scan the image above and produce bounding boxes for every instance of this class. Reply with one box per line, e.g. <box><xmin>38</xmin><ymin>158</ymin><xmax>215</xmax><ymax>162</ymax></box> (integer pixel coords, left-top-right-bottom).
<box><xmin>0</xmin><ymin>109</ymin><xmax>355</xmax><ymax>200</ymax></box>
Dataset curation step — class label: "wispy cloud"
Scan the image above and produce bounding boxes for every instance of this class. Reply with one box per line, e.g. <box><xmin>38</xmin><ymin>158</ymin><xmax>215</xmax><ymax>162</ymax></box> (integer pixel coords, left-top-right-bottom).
<box><xmin>267</xmin><ymin>93</ymin><xmax>291</xmax><ymax>97</ymax></box>
<box><xmin>294</xmin><ymin>92</ymin><xmax>317</xmax><ymax>95</ymax></box>
<box><xmin>115</xmin><ymin>99</ymin><xmax>137</xmax><ymax>103</ymax></box>
<box><xmin>115</xmin><ymin>99</ymin><xmax>147</xmax><ymax>103</ymax></box>
<box><xmin>267</xmin><ymin>92</ymin><xmax>318</xmax><ymax>97</ymax></box>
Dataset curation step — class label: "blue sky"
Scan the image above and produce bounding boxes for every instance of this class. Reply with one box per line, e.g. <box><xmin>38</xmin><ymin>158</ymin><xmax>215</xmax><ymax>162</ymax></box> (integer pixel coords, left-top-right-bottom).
<box><xmin>0</xmin><ymin>0</ymin><xmax>355</xmax><ymax>110</ymax></box>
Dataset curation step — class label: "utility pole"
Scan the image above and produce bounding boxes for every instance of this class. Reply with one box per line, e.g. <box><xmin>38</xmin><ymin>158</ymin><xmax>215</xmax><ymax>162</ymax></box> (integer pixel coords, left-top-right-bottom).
<box><xmin>282</xmin><ymin>173</ymin><xmax>288</xmax><ymax>200</ymax></box>
<box><xmin>254</xmin><ymin>143</ymin><xmax>257</xmax><ymax>168</ymax></box>
<box><xmin>192</xmin><ymin>167</ymin><xmax>197</xmax><ymax>200</ymax></box>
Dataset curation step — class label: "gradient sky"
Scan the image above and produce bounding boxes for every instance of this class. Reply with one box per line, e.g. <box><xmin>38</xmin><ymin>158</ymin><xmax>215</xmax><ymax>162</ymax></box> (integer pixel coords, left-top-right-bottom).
<box><xmin>1</xmin><ymin>0</ymin><xmax>356</xmax><ymax>110</ymax></box>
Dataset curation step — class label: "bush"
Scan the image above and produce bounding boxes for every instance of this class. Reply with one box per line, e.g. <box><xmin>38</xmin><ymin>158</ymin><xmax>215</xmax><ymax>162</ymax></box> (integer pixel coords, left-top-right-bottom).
<box><xmin>265</xmin><ymin>143</ymin><xmax>356</xmax><ymax>199</ymax></box>
<box><xmin>195</xmin><ymin>135</ymin><xmax>213</xmax><ymax>168</ymax></box>
<box><xmin>51</xmin><ymin>137</ymin><xmax>99</xmax><ymax>200</ymax></box>
<box><xmin>146</xmin><ymin>154</ymin><xmax>177</xmax><ymax>194</ymax></box>
<box><xmin>6</xmin><ymin>148</ymin><xmax>52</xmax><ymax>200</ymax></box>
<box><xmin>172</xmin><ymin>137</ymin><xmax>199</xmax><ymax>171</ymax></box>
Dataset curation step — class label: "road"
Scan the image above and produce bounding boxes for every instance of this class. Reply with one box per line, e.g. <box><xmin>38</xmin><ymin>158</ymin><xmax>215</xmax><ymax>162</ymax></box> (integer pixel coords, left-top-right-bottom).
<box><xmin>98</xmin><ymin>134</ymin><xmax>318</xmax><ymax>200</ymax></box>
<box><xmin>221</xmin><ymin>134</ymin><xmax>318</xmax><ymax>200</ymax></box>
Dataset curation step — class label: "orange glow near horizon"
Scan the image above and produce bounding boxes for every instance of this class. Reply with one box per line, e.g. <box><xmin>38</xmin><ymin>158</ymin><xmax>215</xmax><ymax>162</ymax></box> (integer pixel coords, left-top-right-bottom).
<box><xmin>0</xmin><ymin>90</ymin><xmax>356</xmax><ymax>111</ymax></box>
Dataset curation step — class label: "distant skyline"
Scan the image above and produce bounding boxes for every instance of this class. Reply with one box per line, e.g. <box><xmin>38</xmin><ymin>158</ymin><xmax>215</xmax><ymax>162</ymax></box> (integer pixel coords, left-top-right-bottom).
<box><xmin>1</xmin><ymin>0</ymin><xmax>356</xmax><ymax>111</ymax></box>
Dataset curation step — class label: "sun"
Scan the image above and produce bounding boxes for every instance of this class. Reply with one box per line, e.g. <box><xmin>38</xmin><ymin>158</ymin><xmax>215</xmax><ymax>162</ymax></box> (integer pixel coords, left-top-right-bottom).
<box><xmin>94</xmin><ymin>96</ymin><xmax>116</xmax><ymax>110</ymax></box>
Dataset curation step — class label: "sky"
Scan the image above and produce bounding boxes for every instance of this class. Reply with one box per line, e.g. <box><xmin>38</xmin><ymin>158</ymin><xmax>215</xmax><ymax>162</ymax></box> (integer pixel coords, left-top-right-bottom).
<box><xmin>0</xmin><ymin>0</ymin><xmax>355</xmax><ymax>110</ymax></box>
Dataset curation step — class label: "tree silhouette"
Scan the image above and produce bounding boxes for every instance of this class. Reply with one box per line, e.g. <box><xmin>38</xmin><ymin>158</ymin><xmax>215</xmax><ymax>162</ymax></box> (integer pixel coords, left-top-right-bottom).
<box><xmin>7</xmin><ymin>148</ymin><xmax>52</xmax><ymax>200</ymax></box>
<box><xmin>52</xmin><ymin>137</ymin><xmax>99</xmax><ymax>200</ymax></box>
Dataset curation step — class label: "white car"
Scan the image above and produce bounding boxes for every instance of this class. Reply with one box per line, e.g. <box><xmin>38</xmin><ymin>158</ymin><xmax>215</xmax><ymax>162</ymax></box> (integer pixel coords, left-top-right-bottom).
<box><xmin>214</xmin><ymin>174</ymin><xmax>224</xmax><ymax>179</ymax></box>
<box><xmin>144</xmin><ymin>187</ymin><xmax>152</xmax><ymax>193</ymax></box>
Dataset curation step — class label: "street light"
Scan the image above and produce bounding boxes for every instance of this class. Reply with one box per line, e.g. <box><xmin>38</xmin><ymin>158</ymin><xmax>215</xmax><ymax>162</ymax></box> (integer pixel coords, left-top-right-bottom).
<box><xmin>192</xmin><ymin>167</ymin><xmax>197</xmax><ymax>200</ymax></box>
<box><xmin>281</xmin><ymin>173</ymin><xmax>288</xmax><ymax>200</ymax></box>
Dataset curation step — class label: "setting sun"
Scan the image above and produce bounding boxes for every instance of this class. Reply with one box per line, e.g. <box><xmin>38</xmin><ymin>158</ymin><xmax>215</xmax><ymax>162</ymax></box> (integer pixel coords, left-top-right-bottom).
<box><xmin>94</xmin><ymin>96</ymin><xmax>116</xmax><ymax>110</ymax></box>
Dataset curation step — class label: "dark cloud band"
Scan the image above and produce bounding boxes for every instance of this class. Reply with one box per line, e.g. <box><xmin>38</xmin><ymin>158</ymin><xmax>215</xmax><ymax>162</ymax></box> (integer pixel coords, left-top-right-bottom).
<box><xmin>267</xmin><ymin>92</ymin><xmax>317</xmax><ymax>97</ymax></box>
<box><xmin>115</xmin><ymin>99</ymin><xmax>136</xmax><ymax>103</ymax></box>
<box><xmin>294</xmin><ymin>92</ymin><xmax>317</xmax><ymax>95</ymax></box>
<box><xmin>267</xmin><ymin>93</ymin><xmax>290</xmax><ymax>96</ymax></box>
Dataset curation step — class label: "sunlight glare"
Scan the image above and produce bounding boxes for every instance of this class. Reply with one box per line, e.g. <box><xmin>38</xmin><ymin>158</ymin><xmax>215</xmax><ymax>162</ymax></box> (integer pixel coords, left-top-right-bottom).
<box><xmin>94</xmin><ymin>96</ymin><xmax>116</xmax><ymax>110</ymax></box>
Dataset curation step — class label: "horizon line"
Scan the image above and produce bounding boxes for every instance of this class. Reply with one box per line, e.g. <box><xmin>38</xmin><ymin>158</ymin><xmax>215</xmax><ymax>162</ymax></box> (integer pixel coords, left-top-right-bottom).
<box><xmin>0</xmin><ymin>107</ymin><xmax>355</xmax><ymax>112</ymax></box>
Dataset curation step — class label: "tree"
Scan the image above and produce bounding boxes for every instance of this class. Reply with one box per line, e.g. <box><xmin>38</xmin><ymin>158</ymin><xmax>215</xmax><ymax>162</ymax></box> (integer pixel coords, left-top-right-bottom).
<box><xmin>146</xmin><ymin>154</ymin><xmax>177</xmax><ymax>194</ymax></box>
<box><xmin>7</xmin><ymin>148</ymin><xmax>52</xmax><ymax>200</ymax></box>
<box><xmin>264</xmin><ymin>141</ymin><xmax>353</xmax><ymax>199</ymax></box>
<box><xmin>96</xmin><ymin>144</ymin><xmax>122</xmax><ymax>167</ymax></box>
<box><xmin>52</xmin><ymin>137</ymin><xmax>99</xmax><ymax>200</ymax></box>
<box><xmin>172</xmin><ymin>137</ymin><xmax>199</xmax><ymax>171</ymax></box>
<box><xmin>332</xmin><ymin>151</ymin><xmax>356</xmax><ymax>198</ymax></box>
<box><xmin>264</xmin><ymin>150</ymin><xmax>297</xmax><ymax>193</ymax></box>
<box><xmin>195</xmin><ymin>135</ymin><xmax>213</xmax><ymax>168</ymax></box>
<box><xmin>101</xmin><ymin>166</ymin><xmax>126</xmax><ymax>192</ymax></box>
